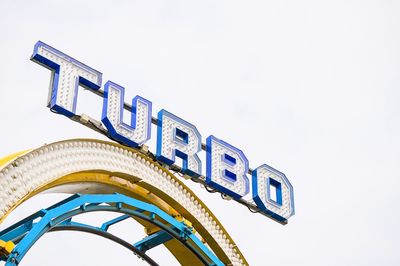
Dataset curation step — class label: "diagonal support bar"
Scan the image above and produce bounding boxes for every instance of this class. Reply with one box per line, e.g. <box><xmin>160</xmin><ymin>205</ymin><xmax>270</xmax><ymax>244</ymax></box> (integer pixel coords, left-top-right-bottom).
<box><xmin>0</xmin><ymin>221</ymin><xmax>33</xmax><ymax>244</ymax></box>
<box><xmin>134</xmin><ymin>230</ymin><xmax>173</xmax><ymax>252</ymax></box>
<box><xmin>101</xmin><ymin>214</ymin><xmax>130</xmax><ymax>232</ymax></box>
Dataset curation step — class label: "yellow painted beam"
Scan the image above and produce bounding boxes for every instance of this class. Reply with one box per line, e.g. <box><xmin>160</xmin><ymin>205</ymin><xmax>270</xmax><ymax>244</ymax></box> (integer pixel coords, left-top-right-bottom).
<box><xmin>0</xmin><ymin>150</ymin><xmax>30</xmax><ymax>168</ymax></box>
<box><xmin>0</xmin><ymin>240</ymin><xmax>15</xmax><ymax>257</ymax></box>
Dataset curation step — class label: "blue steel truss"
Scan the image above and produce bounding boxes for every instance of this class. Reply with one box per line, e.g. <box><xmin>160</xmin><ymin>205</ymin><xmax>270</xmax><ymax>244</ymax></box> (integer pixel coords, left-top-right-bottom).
<box><xmin>0</xmin><ymin>193</ymin><xmax>224</xmax><ymax>266</ymax></box>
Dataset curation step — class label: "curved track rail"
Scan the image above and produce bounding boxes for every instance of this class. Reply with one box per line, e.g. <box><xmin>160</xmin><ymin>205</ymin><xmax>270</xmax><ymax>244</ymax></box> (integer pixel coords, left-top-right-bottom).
<box><xmin>0</xmin><ymin>193</ymin><xmax>224</xmax><ymax>266</ymax></box>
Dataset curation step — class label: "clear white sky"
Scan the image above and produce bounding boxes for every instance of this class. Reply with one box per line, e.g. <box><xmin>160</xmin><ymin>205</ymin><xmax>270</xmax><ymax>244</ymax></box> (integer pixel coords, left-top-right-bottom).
<box><xmin>0</xmin><ymin>1</ymin><xmax>400</xmax><ymax>265</ymax></box>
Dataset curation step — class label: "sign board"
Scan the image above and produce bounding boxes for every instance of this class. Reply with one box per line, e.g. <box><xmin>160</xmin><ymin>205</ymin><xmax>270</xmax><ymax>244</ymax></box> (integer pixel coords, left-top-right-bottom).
<box><xmin>31</xmin><ymin>41</ymin><xmax>295</xmax><ymax>223</ymax></box>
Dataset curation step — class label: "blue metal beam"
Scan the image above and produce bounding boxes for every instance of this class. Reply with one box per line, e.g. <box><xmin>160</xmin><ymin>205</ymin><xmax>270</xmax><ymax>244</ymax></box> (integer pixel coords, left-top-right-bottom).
<box><xmin>101</xmin><ymin>214</ymin><xmax>130</xmax><ymax>231</ymax></box>
<box><xmin>134</xmin><ymin>230</ymin><xmax>173</xmax><ymax>252</ymax></box>
<box><xmin>0</xmin><ymin>221</ymin><xmax>33</xmax><ymax>243</ymax></box>
<box><xmin>0</xmin><ymin>210</ymin><xmax>45</xmax><ymax>237</ymax></box>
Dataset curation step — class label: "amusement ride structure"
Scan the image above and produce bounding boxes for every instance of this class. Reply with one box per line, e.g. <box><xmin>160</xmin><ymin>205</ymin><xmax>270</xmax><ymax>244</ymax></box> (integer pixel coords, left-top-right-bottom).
<box><xmin>0</xmin><ymin>41</ymin><xmax>295</xmax><ymax>266</ymax></box>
